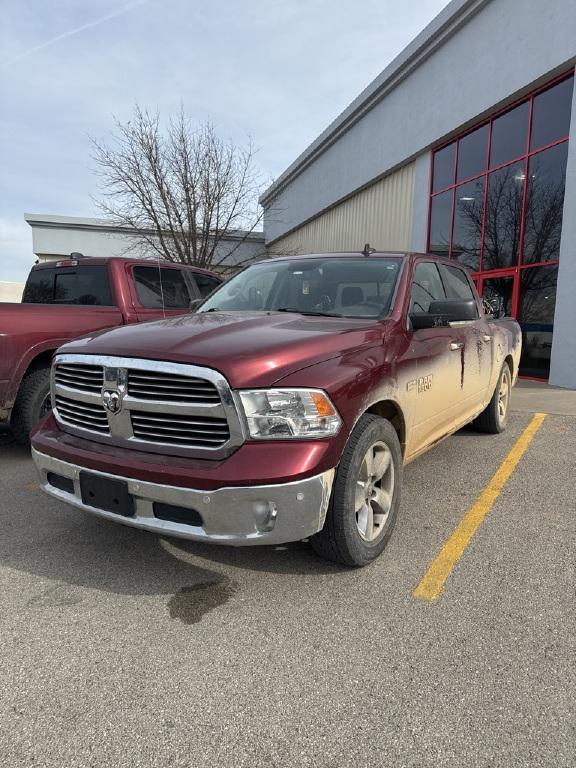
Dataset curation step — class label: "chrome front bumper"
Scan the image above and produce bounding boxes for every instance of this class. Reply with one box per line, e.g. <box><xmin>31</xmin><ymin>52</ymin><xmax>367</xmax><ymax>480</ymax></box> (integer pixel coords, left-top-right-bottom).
<box><xmin>32</xmin><ymin>448</ymin><xmax>335</xmax><ymax>546</ymax></box>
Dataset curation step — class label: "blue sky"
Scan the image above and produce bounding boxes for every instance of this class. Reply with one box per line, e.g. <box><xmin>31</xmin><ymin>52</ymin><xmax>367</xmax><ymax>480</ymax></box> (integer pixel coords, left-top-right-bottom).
<box><xmin>0</xmin><ymin>0</ymin><xmax>448</xmax><ymax>282</ymax></box>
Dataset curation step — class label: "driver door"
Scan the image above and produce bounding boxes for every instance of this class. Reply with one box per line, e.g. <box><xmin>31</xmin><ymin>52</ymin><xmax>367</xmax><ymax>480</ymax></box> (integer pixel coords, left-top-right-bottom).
<box><xmin>404</xmin><ymin>262</ymin><xmax>466</xmax><ymax>456</ymax></box>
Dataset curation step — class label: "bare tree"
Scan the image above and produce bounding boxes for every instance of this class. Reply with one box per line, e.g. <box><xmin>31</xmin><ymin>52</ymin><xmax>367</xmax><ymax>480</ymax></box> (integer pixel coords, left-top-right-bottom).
<box><xmin>91</xmin><ymin>106</ymin><xmax>267</xmax><ymax>272</ymax></box>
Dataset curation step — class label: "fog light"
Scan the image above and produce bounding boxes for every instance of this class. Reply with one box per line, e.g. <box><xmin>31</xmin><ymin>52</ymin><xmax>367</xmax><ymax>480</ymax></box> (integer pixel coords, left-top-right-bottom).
<box><xmin>253</xmin><ymin>501</ymin><xmax>278</xmax><ymax>532</ymax></box>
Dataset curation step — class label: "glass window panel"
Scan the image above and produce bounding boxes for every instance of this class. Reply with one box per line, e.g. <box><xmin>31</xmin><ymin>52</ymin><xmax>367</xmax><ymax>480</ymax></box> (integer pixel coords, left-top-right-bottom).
<box><xmin>428</xmin><ymin>190</ymin><xmax>452</xmax><ymax>257</ymax></box>
<box><xmin>457</xmin><ymin>124</ymin><xmax>489</xmax><ymax>181</ymax></box>
<box><xmin>523</xmin><ymin>142</ymin><xmax>568</xmax><ymax>264</ymax></box>
<box><xmin>531</xmin><ymin>76</ymin><xmax>574</xmax><ymax>150</ymax></box>
<box><xmin>133</xmin><ymin>266</ymin><xmax>193</xmax><ymax>308</ymax></box>
<box><xmin>441</xmin><ymin>264</ymin><xmax>476</xmax><ymax>302</ymax></box>
<box><xmin>433</xmin><ymin>142</ymin><xmax>456</xmax><ymax>192</ymax></box>
<box><xmin>194</xmin><ymin>273</ymin><xmax>222</xmax><ymax>298</ymax></box>
<box><xmin>482</xmin><ymin>276</ymin><xmax>514</xmax><ymax>318</ymax></box>
<box><xmin>490</xmin><ymin>102</ymin><xmax>529</xmax><ymax>167</ymax></box>
<box><xmin>52</xmin><ymin>266</ymin><xmax>113</xmax><ymax>305</ymax></box>
<box><xmin>451</xmin><ymin>178</ymin><xmax>484</xmax><ymax>270</ymax></box>
<box><xmin>409</xmin><ymin>262</ymin><xmax>446</xmax><ymax>314</ymax></box>
<box><xmin>482</xmin><ymin>161</ymin><xmax>525</xmax><ymax>270</ymax></box>
<box><xmin>518</xmin><ymin>265</ymin><xmax>558</xmax><ymax>378</ymax></box>
<box><xmin>22</xmin><ymin>269</ymin><xmax>56</xmax><ymax>303</ymax></box>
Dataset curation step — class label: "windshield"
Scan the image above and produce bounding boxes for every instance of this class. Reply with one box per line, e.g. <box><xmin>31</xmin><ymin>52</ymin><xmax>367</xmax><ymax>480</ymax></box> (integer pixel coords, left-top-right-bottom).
<box><xmin>199</xmin><ymin>257</ymin><xmax>403</xmax><ymax>318</ymax></box>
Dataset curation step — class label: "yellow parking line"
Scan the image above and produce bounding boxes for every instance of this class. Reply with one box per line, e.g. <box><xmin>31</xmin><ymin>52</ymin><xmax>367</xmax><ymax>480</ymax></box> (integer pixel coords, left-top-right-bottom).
<box><xmin>413</xmin><ymin>412</ymin><xmax>547</xmax><ymax>603</ymax></box>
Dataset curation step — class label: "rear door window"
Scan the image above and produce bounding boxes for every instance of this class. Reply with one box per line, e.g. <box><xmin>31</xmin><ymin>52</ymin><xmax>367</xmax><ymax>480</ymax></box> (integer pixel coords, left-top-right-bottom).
<box><xmin>133</xmin><ymin>266</ymin><xmax>194</xmax><ymax>308</ymax></box>
<box><xmin>22</xmin><ymin>266</ymin><xmax>113</xmax><ymax>305</ymax></box>
<box><xmin>440</xmin><ymin>264</ymin><xmax>477</xmax><ymax>307</ymax></box>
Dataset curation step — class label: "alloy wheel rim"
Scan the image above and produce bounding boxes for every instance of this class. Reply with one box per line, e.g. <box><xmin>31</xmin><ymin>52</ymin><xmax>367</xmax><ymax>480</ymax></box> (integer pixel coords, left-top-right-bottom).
<box><xmin>498</xmin><ymin>370</ymin><xmax>510</xmax><ymax>421</ymax></box>
<box><xmin>355</xmin><ymin>441</ymin><xmax>394</xmax><ymax>542</ymax></box>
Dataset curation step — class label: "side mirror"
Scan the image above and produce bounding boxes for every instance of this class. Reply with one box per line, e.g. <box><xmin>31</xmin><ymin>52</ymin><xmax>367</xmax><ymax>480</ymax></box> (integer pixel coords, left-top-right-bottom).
<box><xmin>410</xmin><ymin>299</ymin><xmax>477</xmax><ymax>330</ymax></box>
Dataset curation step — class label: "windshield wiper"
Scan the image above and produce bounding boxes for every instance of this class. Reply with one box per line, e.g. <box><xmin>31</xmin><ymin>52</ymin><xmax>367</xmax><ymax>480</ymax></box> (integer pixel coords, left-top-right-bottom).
<box><xmin>276</xmin><ymin>308</ymin><xmax>344</xmax><ymax>318</ymax></box>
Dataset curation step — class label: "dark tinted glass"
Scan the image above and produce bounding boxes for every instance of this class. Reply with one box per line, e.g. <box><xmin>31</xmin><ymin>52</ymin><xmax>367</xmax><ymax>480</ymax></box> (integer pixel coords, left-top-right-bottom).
<box><xmin>518</xmin><ymin>265</ymin><xmax>558</xmax><ymax>378</ymax></box>
<box><xmin>482</xmin><ymin>276</ymin><xmax>514</xmax><ymax>317</ymax></box>
<box><xmin>194</xmin><ymin>273</ymin><xmax>222</xmax><ymax>298</ymax></box>
<box><xmin>428</xmin><ymin>190</ymin><xmax>452</xmax><ymax>257</ymax></box>
<box><xmin>433</xmin><ymin>142</ymin><xmax>456</xmax><ymax>192</ymax></box>
<box><xmin>410</xmin><ymin>262</ymin><xmax>446</xmax><ymax>314</ymax></box>
<box><xmin>22</xmin><ymin>269</ymin><xmax>55</xmax><ymax>303</ymax></box>
<box><xmin>23</xmin><ymin>266</ymin><xmax>112</xmax><ymax>305</ymax></box>
<box><xmin>441</xmin><ymin>264</ymin><xmax>476</xmax><ymax>302</ymax></box>
<box><xmin>490</xmin><ymin>102</ymin><xmax>529</xmax><ymax>167</ymax></box>
<box><xmin>451</xmin><ymin>178</ymin><xmax>484</xmax><ymax>270</ymax></box>
<box><xmin>482</xmin><ymin>161</ymin><xmax>525</xmax><ymax>270</ymax></box>
<box><xmin>531</xmin><ymin>77</ymin><xmax>574</xmax><ymax>150</ymax></box>
<box><xmin>523</xmin><ymin>142</ymin><xmax>568</xmax><ymax>264</ymax></box>
<box><xmin>134</xmin><ymin>266</ymin><xmax>192</xmax><ymax>308</ymax></box>
<box><xmin>457</xmin><ymin>124</ymin><xmax>489</xmax><ymax>181</ymax></box>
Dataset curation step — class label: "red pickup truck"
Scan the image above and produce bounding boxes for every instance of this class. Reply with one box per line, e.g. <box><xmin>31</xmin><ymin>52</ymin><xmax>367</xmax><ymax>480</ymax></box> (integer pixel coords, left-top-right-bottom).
<box><xmin>0</xmin><ymin>257</ymin><xmax>221</xmax><ymax>442</ymax></box>
<box><xmin>31</xmin><ymin>251</ymin><xmax>521</xmax><ymax>566</ymax></box>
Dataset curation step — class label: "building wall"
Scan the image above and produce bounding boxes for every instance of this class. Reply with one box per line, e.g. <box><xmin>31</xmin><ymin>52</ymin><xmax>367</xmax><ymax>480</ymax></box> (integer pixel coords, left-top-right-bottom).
<box><xmin>262</xmin><ymin>0</ymin><xmax>576</xmax><ymax>243</ymax></box>
<box><xmin>549</xmin><ymin>85</ymin><xmax>576</xmax><ymax>388</ymax></box>
<box><xmin>0</xmin><ymin>282</ymin><xmax>24</xmax><ymax>302</ymax></box>
<box><xmin>269</xmin><ymin>163</ymin><xmax>415</xmax><ymax>254</ymax></box>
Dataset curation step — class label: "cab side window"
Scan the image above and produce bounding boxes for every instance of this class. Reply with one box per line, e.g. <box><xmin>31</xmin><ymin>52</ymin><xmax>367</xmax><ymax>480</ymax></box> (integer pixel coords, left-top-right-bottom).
<box><xmin>440</xmin><ymin>264</ymin><xmax>477</xmax><ymax>305</ymax></box>
<box><xmin>409</xmin><ymin>262</ymin><xmax>446</xmax><ymax>315</ymax></box>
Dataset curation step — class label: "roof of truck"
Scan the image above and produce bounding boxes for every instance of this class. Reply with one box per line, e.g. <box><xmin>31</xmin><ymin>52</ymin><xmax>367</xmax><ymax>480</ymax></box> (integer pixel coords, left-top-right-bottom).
<box><xmin>30</xmin><ymin>257</ymin><xmax>220</xmax><ymax>276</ymax></box>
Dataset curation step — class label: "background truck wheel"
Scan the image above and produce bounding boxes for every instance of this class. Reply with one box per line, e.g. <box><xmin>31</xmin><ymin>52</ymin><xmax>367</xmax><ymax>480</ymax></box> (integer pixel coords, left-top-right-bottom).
<box><xmin>473</xmin><ymin>363</ymin><xmax>512</xmax><ymax>434</ymax></box>
<box><xmin>310</xmin><ymin>414</ymin><xmax>402</xmax><ymax>567</ymax></box>
<box><xmin>11</xmin><ymin>367</ymin><xmax>51</xmax><ymax>445</ymax></box>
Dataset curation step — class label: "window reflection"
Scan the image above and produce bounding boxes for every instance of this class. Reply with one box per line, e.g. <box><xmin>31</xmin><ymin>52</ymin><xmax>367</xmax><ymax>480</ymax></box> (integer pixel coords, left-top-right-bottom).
<box><xmin>429</xmin><ymin>190</ymin><xmax>452</xmax><ymax>257</ymax></box>
<box><xmin>518</xmin><ymin>266</ymin><xmax>558</xmax><ymax>377</ymax></box>
<box><xmin>531</xmin><ymin>76</ymin><xmax>574</xmax><ymax>150</ymax></box>
<box><xmin>433</xmin><ymin>142</ymin><xmax>456</xmax><ymax>192</ymax></box>
<box><xmin>451</xmin><ymin>178</ymin><xmax>484</xmax><ymax>270</ymax></box>
<box><xmin>523</xmin><ymin>143</ymin><xmax>568</xmax><ymax>264</ymax></box>
<box><xmin>457</xmin><ymin>124</ymin><xmax>489</xmax><ymax>181</ymax></box>
<box><xmin>482</xmin><ymin>276</ymin><xmax>514</xmax><ymax>317</ymax></box>
<box><xmin>482</xmin><ymin>161</ymin><xmax>525</xmax><ymax>270</ymax></box>
<box><xmin>490</xmin><ymin>102</ymin><xmax>529</xmax><ymax>167</ymax></box>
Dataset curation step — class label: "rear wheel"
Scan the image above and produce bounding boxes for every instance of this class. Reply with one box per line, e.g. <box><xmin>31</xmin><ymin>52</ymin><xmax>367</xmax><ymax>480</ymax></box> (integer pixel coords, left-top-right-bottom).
<box><xmin>11</xmin><ymin>367</ymin><xmax>51</xmax><ymax>445</ymax></box>
<box><xmin>310</xmin><ymin>414</ymin><xmax>402</xmax><ymax>567</ymax></box>
<box><xmin>473</xmin><ymin>363</ymin><xmax>512</xmax><ymax>434</ymax></box>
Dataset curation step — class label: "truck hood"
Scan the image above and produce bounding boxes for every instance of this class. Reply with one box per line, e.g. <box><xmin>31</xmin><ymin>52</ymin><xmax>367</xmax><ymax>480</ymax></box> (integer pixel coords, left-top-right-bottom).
<box><xmin>59</xmin><ymin>311</ymin><xmax>385</xmax><ymax>387</ymax></box>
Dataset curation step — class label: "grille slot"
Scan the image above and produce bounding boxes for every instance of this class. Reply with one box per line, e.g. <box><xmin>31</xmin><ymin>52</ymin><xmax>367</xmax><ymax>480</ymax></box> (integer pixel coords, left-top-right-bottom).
<box><xmin>55</xmin><ymin>364</ymin><xmax>103</xmax><ymax>393</ymax></box>
<box><xmin>55</xmin><ymin>395</ymin><xmax>110</xmax><ymax>434</ymax></box>
<box><xmin>127</xmin><ymin>370</ymin><xmax>221</xmax><ymax>403</ymax></box>
<box><xmin>131</xmin><ymin>411</ymin><xmax>230</xmax><ymax>447</ymax></box>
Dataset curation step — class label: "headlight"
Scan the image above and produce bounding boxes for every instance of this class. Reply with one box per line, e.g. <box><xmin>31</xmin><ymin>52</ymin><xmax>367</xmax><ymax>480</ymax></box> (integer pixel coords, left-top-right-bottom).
<box><xmin>238</xmin><ymin>388</ymin><xmax>342</xmax><ymax>440</ymax></box>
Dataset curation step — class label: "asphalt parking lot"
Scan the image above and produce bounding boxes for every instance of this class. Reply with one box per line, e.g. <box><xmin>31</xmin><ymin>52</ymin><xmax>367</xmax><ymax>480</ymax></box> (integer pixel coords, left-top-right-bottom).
<box><xmin>0</xmin><ymin>404</ymin><xmax>574</xmax><ymax>767</ymax></box>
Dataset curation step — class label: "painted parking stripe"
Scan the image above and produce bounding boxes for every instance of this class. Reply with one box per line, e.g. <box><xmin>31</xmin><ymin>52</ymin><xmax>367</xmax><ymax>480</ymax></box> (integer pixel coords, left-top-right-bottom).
<box><xmin>413</xmin><ymin>412</ymin><xmax>546</xmax><ymax>603</ymax></box>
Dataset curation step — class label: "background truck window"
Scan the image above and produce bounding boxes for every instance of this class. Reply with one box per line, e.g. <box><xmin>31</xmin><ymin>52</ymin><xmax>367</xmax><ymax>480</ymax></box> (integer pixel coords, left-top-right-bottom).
<box><xmin>22</xmin><ymin>266</ymin><xmax>113</xmax><ymax>305</ymax></box>
<box><xmin>133</xmin><ymin>266</ymin><xmax>193</xmax><ymax>308</ymax></box>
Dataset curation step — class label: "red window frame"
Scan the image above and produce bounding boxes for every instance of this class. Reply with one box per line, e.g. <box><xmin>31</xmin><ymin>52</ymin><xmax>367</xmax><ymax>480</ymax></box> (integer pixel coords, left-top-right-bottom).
<box><xmin>426</xmin><ymin>69</ymin><xmax>574</xmax><ymax>380</ymax></box>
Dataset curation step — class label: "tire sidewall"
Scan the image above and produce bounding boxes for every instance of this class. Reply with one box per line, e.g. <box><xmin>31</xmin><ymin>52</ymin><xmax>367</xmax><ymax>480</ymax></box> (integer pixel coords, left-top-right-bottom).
<box><xmin>331</xmin><ymin>415</ymin><xmax>402</xmax><ymax>566</ymax></box>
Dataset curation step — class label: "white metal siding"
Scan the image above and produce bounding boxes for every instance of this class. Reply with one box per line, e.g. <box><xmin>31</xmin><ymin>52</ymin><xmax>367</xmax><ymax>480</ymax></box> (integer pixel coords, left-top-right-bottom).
<box><xmin>269</xmin><ymin>163</ymin><xmax>415</xmax><ymax>255</ymax></box>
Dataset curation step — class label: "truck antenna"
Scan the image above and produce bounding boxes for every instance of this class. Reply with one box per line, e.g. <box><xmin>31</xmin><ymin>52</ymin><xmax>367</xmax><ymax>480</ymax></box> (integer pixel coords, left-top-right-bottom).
<box><xmin>362</xmin><ymin>243</ymin><xmax>375</xmax><ymax>257</ymax></box>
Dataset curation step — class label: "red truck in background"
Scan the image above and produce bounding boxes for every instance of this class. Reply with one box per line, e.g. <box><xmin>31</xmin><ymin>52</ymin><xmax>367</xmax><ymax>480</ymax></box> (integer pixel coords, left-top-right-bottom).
<box><xmin>0</xmin><ymin>256</ymin><xmax>222</xmax><ymax>442</ymax></box>
<box><xmin>31</xmin><ymin>251</ymin><xmax>521</xmax><ymax>567</ymax></box>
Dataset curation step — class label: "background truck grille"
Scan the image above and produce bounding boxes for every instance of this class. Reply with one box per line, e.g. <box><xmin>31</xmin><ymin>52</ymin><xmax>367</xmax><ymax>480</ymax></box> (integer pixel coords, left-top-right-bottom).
<box><xmin>55</xmin><ymin>395</ymin><xmax>110</xmax><ymax>434</ymax></box>
<box><xmin>131</xmin><ymin>411</ymin><xmax>230</xmax><ymax>447</ymax></box>
<box><xmin>127</xmin><ymin>370</ymin><xmax>221</xmax><ymax>404</ymax></box>
<box><xmin>55</xmin><ymin>363</ymin><xmax>104</xmax><ymax>393</ymax></box>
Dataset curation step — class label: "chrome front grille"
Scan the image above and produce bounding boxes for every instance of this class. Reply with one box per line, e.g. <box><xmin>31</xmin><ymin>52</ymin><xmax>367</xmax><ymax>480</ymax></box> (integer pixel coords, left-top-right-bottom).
<box><xmin>127</xmin><ymin>370</ymin><xmax>221</xmax><ymax>403</ymax></box>
<box><xmin>54</xmin><ymin>363</ymin><xmax>104</xmax><ymax>393</ymax></box>
<box><xmin>131</xmin><ymin>411</ymin><xmax>230</xmax><ymax>447</ymax></box>
<box><xmin>55</xmin><ymin>395</ymin><xmax>110</xmax><ymax>434</ymax></box>
<box><xmin>52</xmin><ymin>355</ymin><xmax>244</xmax><ymax>458</ymax></box>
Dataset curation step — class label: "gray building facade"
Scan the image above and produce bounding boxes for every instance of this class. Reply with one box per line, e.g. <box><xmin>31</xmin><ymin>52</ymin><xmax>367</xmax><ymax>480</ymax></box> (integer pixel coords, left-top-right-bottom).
<box><xmin>261</xmin><ymin>0</ymin><xmax>576</xmax><ymax>388</ymax></box>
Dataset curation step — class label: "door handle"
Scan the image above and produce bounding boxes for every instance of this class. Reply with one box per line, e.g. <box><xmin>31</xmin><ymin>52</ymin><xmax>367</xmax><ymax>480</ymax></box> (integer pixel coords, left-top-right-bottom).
<box><xmin>450</xmin><ymin>341</ymin><xmax>464</xmax><ymax>351</ymax></box>
<box><xmin>482</xmin><ymin>335</ymin><xmax>492</xmax><ymax>342</ymax></box>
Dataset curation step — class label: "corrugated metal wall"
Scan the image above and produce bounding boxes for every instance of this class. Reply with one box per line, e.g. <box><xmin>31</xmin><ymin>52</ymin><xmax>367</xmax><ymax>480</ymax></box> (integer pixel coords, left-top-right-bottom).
<box><xmin>268</xmin><ymin>162</ymin><xmax>415</xmax><ymax>255</ymax></box>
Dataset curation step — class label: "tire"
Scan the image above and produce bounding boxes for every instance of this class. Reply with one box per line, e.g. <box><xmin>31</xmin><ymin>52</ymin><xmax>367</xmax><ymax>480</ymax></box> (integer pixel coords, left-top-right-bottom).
<box><xmin>310</xmin><ymin>414</ymin><xmax>402</xmax><ymax>567</ymax></box>
<box><xmin>473</xmin><ymin>363</ymin><xmax>512</xmax><ymax>434</ymax></box>
<box><xmin>11</xmin><ymin>367</ymin><xmax>52</xmax><ymax>445</ymax></box>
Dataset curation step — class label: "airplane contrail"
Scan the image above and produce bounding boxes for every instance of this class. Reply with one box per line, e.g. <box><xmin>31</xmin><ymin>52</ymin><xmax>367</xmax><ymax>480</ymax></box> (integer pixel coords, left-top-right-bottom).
<box><xmin>1</xmin><ymin>0</ymin><xmax>148</xmax><ymax>68</ymax></box>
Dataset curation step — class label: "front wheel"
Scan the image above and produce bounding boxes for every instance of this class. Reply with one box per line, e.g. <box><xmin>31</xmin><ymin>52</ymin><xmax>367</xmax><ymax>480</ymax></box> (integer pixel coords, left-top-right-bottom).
<box><xmin>11</xmin><ymin>367</ymin><xmax>51</xmax><ymax>445</ymax></box>
<box><xmin>310</xmin><ymin>414</ymin><xmax>402</xmax><ymax>567</ymax></box>
<box><xmin>473</xmin><ymin>363</ymin><xmax>512</xmax><ymax>434</ymax></box>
